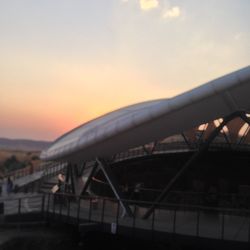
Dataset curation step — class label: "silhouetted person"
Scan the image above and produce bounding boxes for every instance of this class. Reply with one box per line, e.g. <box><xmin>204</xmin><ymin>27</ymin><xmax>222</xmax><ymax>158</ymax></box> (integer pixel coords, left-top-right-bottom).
<box><xmin>133</xmin><ymin>182</ymin><xmax>143</xmax><ymax>201</ymax></box>
<box><xmin>7</xmin><ymin>177</ymin><xmax>13</xmax><ymax>195</ymax></box>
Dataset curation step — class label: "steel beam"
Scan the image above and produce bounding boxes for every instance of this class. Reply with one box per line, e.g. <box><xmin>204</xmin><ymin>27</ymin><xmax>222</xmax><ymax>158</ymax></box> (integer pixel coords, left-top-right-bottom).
<box><xmin>80</xmin><ymin>162</ymin><xmax>98</xmax><ymax>196</ymax></box>
<box><xmin>65</xmin><ymin>163</ymin><xmax>70</xmax><ymax>193</ymax></box>
<box><xmin>237</xmin><ymin>112</ymin><xmax>250</xmax><ymax>144</ymax></box>
<box><xmin>240</xmin><ymin>112</ymin><xmax>250</xmax><ymax>125</ymax></box>
<box><xmin>70</xmin><ymin>164</ymin><xmax>76</xmax><ymax>194</ymax></box>
<box><xmin>181</xmin><ymin>133</ymin><xmax>192</xmax><ymax>148</ymax></box>
<box><xmin>96</xmin><ymin>158</ymin><xmax>133</xmax><ymax>217</ymax></box>
<box><xmin>79</xmin><ymin>162</ymin><xmax>87</xmax><ymax>177</ymax></box>
<box><xmin>143</xmin><ymin>112</ymin><xmax>238</xmax><ymax>219</ymax></box>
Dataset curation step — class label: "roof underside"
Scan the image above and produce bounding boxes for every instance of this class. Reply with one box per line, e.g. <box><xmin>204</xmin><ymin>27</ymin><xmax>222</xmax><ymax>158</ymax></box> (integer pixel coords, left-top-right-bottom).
<box><xmin>41</xmin><ymin>66</ymin><xmax>250</xmax><ymax>163</ymax></box>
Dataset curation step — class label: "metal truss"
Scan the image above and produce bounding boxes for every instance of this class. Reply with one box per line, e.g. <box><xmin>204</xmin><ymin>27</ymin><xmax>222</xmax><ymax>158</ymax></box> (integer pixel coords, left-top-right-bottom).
<box><xmin>143</xmin><ymin>111</ymin><xmax>241</xmax><ymax>219</ymax></box>
<box><xmin>96</xmin><ymin>158</ymin><xmax>133</xmax><ymax>217</ymax></box>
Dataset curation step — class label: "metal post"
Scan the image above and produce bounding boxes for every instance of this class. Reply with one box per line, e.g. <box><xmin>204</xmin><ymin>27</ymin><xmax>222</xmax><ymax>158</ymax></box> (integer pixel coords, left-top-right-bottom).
<box><xmin>248</xmin><ymin>211</ymin><xmax>250</xmax><ymax>242</ymax></box>
<box><xmin>173</xmin><ymin>208</ymin><xmax>176</xmax><ymax>234</ymax></box>
<box><xmin>67</xmin><ymin>196</ymin><xmax>71</xmax><ymax>223</ymax></box>
<box><xmin>18</xmin><ymin>198</ymin><xmax>21</xmax><ymax>215</ymax></box>
<box><xmin>221</xmin><ymin>211</ymin><xmax>225</xmax><ymax>240</ymax></box>
<box><xmin>41</xmin><ymin>195</ymin><xmax>45</xmax><ymax>216</ymax></box>
<box><xmin>132</xmin><ymin>205</ymin><xmax>137</xmax><ymax>238</ymax></box>
<box><xmin>88</xmin><ymin>198</ymin><xmax>92</xmax><ymax>222</ymax></box>
<box><xmin>151</xmin><ymin>208</ymin><xmax>155</xmax><ymax>241</ymax></box>
<box><xmin>181</xmin><ymin>133</ymin><xmax>191</xmax><ymax>148</ymax></box>
<box><xmin>196</xmin><ymin>208</ymin><xmax>200</xmax><ymax>237</ymax></box>
<box><xmin>46</xmin><ymin>193</ymin><xmax>50</xmax><ymax>222</ymax></box>
<box><xmin>101</xmin><ymin>198</ymin><xmax>106</xmax><ymax>226</ymax></box>
<box><xmin>70</xmin><ymin>165</ymin><xmax>76</xmax><ymax>194</ymax></box>
<box><xmin>47</xmin><ymin>193</ymin><xmax>50</xmax><ymax>215</ymax></box>
<box><xmin>96</xmin><ymin>158</ymin><xmax>133</xmax><ymax>217</ymax></box>
<box><xmin>116</xmin><ymin>201</ymin><xmax>120</xmax><ymax>228</ymax></box>
<box><xmin>53</xmin><ymin>194</ymin><xmax>56</xmax><ymax>219</ymax></box>
<box><xmin>65</xmin><ymin>163</ymin><xmax>70</xmax><ymax>191</ymax></box>
<box><xmin>59</xmin><ymin>194</ymin><xmax>63</xmax><ymax>220</ymax></box>
<box><xmin>77</xmin><ymin>197</ymin><xmax>81</xmax><ymax>224</ymax></box>
<box><xmin>18</xmin><ymin>198</ymin><xmax>21</xmax><ymax>228</ymax></box>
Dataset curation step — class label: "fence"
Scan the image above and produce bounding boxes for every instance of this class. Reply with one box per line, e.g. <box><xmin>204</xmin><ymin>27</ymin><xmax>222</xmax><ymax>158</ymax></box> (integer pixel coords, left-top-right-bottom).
<box><xmin>2</xmin><ymin>192</ymin><xmax>248</xmax><ymax>242</ymax></box>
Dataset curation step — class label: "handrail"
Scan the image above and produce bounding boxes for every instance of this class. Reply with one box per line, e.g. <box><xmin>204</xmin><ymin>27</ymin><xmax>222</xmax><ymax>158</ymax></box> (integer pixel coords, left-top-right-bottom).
<box><xmin>113</xmin><ymin>141</ymin><xmax>250</xmax><ymax>162</ymax></box>
<box><xmin>90</xmin><ymin>177</ymin><xmax>250</xmax><ymax>209</ymax></box>
<box><xmin>1</xmin><ymin>192</ymin><xmax>250</xmax><ymax>242</ymax></box>
<box><xmin>48</xmin><ymin>192</ymin><xmax>250</xmax><ymax>215</ymax></box>
<box><xmin>2</xmin><ymin>161</ymin><xmax>66</xmax><ymax>182</ymax></box>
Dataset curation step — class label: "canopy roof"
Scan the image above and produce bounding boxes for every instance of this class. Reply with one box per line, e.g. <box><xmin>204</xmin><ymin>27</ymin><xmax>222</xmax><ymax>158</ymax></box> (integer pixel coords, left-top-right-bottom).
<box><xmin>41</xmin><ymin>66</ymin><xmax>250</xmax><ymax>163</ymax></box>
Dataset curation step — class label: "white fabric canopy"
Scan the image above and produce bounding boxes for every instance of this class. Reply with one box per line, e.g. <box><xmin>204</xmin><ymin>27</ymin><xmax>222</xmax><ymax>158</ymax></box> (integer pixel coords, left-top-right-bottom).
<box><xmin>41</xmin><ymin>66</ymin><xmax>250</xmax><ymax>163</ymax></box>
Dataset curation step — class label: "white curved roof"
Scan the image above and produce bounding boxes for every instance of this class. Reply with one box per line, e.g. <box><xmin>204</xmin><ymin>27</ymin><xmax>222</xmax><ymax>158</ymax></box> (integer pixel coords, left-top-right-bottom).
<box><xmin>41</xmin><ymin>66</ymin><xmax>250</xmax><ymax>163</ymax></box>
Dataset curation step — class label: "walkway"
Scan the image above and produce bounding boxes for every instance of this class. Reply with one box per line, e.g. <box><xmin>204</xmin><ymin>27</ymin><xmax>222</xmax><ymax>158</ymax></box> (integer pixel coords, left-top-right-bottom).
<box><xmin>47</xmin><ymin>196</ymin><xmax>249</xmax><ymax>242</ymax></box>
<box><xmin>1</xmin><ymin>193</ymin><xmax>248</xmax><ymax>243</ymax></box>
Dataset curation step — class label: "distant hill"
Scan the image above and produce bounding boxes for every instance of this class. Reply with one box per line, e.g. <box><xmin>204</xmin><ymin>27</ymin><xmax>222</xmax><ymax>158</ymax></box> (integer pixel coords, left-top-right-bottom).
<box><xmin>0</xmin><ymin>137</ymin><xmax>51</xmax><ymax>151</ymax></box>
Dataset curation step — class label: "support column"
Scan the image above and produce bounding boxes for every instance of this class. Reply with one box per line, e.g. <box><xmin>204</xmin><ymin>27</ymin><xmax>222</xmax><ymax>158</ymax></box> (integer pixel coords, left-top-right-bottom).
<box><xmin>80</xmin><ymin>162</ymin><xmax>98</xmax><ymax>196</ymax></box>
<box><xmin>79</xmin><ymin>162</ymin><xmax>87</xmax><ymax>177</ymax></box>
<box><xmin>143</xmin><ymin>112</ymin><xmax>238</xmax><ymax>219</ymax></box>
<box><xmin>70</xmin><ymin>165</ymin><xmax>76</xmax><ymax>194</ymax></box>
<box><xmin>96</xmin><ymin>158</ymin><xmax>133</xmax><ymax>217</ymax></box>
<box><xmin>65</xmin><ymin>163</ymin><xmax>70</xmax><ymax>193</ymax></box>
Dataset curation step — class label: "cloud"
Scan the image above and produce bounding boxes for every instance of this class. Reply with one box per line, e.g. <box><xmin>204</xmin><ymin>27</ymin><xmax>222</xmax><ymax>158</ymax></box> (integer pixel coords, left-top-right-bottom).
<box><xmin>140</xmin><ymin>0</ymin><xmax>159</xmax><ymax>11</ymax></box>
<box><xmin>162</xmin><ymin>6</ymin><xmax>181</xmax><ymax>19</ymax></box>
<box><xmin>234</xmin><ymin>33</ymin><xmax>243</xmax><ymax>41</ymax></box>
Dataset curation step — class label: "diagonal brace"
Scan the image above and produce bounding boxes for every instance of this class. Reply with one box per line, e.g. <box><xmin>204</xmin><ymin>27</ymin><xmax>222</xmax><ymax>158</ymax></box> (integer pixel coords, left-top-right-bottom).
<box><xmin>143</xmin><ymin>112</ymin><xmax>239</xmax><ymax>219</ymax></box>
<box><xmin>80</xmin><ymin>162</ymin><xmax>99</xmax><ymax>196</ymax></box>
<box><xmin>96</xmin><ymin>158</ymin><xmax>133</xmax><ymax>217</ymax></box>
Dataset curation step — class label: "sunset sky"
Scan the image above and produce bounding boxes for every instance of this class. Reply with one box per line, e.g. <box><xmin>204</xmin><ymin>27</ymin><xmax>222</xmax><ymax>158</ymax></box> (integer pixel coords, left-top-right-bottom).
<box><xmin>1</xmin><ymin>0</ymin><xmax>250</xmax><ymax>141</ymax></box>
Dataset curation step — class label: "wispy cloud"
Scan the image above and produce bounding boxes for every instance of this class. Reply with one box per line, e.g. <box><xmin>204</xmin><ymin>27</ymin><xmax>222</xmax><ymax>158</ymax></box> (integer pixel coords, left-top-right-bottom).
<box><xmin>122</xmin><ymin>1</ymin><xmax>182</xmax><ymax>20</ymax></box>
<box><xmin>139</xmin><ymin>0</ymin><xmax>159</xmax><ymax>11</ymax></box>
<box><xmin>234</xmin><ymin>33</ymin><xmax>243</xmax><ymax>41</ymax></box>
<box><xmin>162</xmin><ymin>6</ymin><xmax>181</xmax><ymax>19</ymax></box>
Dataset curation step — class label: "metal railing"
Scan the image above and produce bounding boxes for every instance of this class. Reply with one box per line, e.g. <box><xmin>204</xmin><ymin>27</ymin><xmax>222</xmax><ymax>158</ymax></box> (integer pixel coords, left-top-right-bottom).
<box><xmin>4</xmin><ymin>162</ymin><xmax>51</xmax><ymax>180</ymax></box>
<box><xmin>0</xmin><ymin>194</ymin><xmax>45</xmax><ymax>227</ymax></box>
<box><xmin>44</xmin><ymin>193</ymin><xmax>250</xmax><ymax>242</ymax></box>
<box><xmin>41</xmin><ymin>162</ymin><xmax>66</xmax><ymax>179</ymax></box>
<box><xmin>0</xmin><ymin>192</ymin><xmax>250</xmax><ymax>242</ymax></box>
<box><xmin>113</xmin><ymin>142</ymin><xmax>250</xmax><ymax>162</ymax></box>
<box><xmin>90</xmin><ymin>177</ymin><xmax>250</xmax><ymax>210</ymax></box>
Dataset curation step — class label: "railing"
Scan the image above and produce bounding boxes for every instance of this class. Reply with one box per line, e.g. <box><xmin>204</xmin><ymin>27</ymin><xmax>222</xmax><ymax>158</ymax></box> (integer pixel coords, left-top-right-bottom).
<box><xmin>0</xmin><ymin>194</ymin><xmax>45</xmax><ymax>226</ymax></box>
<box><xmin>3</xmin><ymin>162</ymin><xmax>65</xmax><ymax>183</ymax></box>
<box><xmin>90</xmin><ymin>177</ymin><xmax>250</xmax><ymax>210</ymax></box>
<box><xmin>3</xmin><ymin>140</ymin><xmax>250</xmax><ymax>183</ymax></box>
<box><xmin>0</xmin><ymin>192</ymin><xmax>250</xmax><ymax>242</ymax></box>
<box><xmin>0</xmin><ymin>162</ymin><xmax>66</xmax><ymax>195</ymax></box>
<box><xmin>113</xmin><ymin>142</ymin><xmax>250</xmax><ymax>162</ymax></box>
<box><xmin>45</xmin><ymin>193</ymin><xmax>250</xmax><ymax>242</ymax></box>
<box><xmin>4</xmin><ymin>162</ymin><xmax>52</xmax><ymax>180</ymax></box>
<box><xmin>41</xmin><ymin>162</ymin><xmax>66</xmax><ymax>179</ymax></box>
